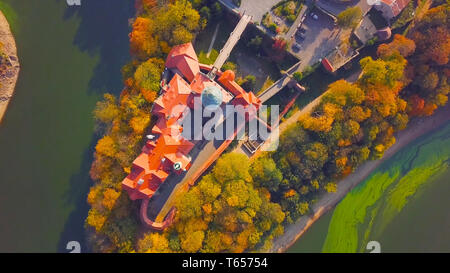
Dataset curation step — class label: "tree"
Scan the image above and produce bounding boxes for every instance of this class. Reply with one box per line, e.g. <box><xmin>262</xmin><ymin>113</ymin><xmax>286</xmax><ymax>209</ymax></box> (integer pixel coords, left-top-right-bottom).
<box><xmin>134</xmin><ymin>58</ymin><xmax>165</xmax><ymax>92</ymax></box>
<box><xmin>94</xmin><ymin>94</ymin><xmax>119</xmax><ymax>126</ymax></box>
<box><xmin>86</xmin><ymin>209</ymin><xmax>107</xmax><ymax>232</ymax></box>
<box><xmin>411</xmin><ymin>5</ymin><xmax>450</xmax><ymax>66</ymax></box>
<box><xmin>250</xmin><ymin>156</ymin><xmax>283</xmax><ymax>192</ymax></box>
<box><xmin>248</xmin><ymin>35</ymin><xmax>262</xmax><ymax>51</ymax></box>
<box><xmin>240</xmin><ymin>75</ymin><xmax>256</xmax><ymax>91</ymax></box>
<box><xmin>154</xmin><ymin>0</ymin><xmax>200</xmax><ymax>46</ymax></box>
<box><xmin>102</xmin><ymin>188</ymin><xmax>121</xmax><ymax>211</ymax></box>
<box><xmin>96</xmin><ymin>136</ymin><xmax>117</xmax><ymax>158</ymax></box>
<box><xmin>138</xmin><ymin>232</ymin><xmax>170</xmax><ymax>253</ymax></box>
<box><xmin>270</xmin><ymin>38</ymin><xmax>287</xmax><ymax>62</ymax></box>
<box><xmin>377</xmin><ymin>34</ymin><xmax>416</xmax><ymax>58</ymax></box>
<box><xmin>324</xmin><ymin>182</ymin><xmax>337</xmax><ymax>193</ymax></box>
<box><xmin>222</xmin><ymin>61</ymin><xmax>237</xmax><ymax>72</ymax></box>
<box><xmin>199</xmin><ymin>6</ymin><xmax>211</xmax><ymax>20</ymax></box>
<box><xmin>129</xmin><ymin>17</ymin><xmax>160</xmax><ymax>59</ymax></box>
<box><xmin>292</xmin><ymin>72</ymin><xmax>303</xmax><ymax>83</ymax></box>
<box><xmin>296</xmin><ymin>202</ymin><xmax>309</xmax><ymax>215</ymax></box>
<box><xmin>322</xmin><ymin>80</ymin><xmax>365</xmax><ymax>106</ymax></box>
<box><xmin>359</xmin><ymin>55</ymin><xmax>406</xmax><ymax>88</ymax></box>
<box><xmin>129</xmin><ymin>111</ymin><xmax>151</xmax><ymax>134</ymax></box>
<box><xmin>181</xmin><ymin>230</ymin><xmax>205</xmax><ymax>252</ymax></box>
<box><xmin>336</xmin><ymin>7</ymin><xmax>362</xmax><ymax>30</ymax></box>
<box><xmin>348</xmin><ymin>106</ymin><xmax>371</xmax><ymax>122</ymax></box>
<box><xmin>212</xmin><ymin>153</ymin><xmax>252</xmax><ymax>184</ymax></box>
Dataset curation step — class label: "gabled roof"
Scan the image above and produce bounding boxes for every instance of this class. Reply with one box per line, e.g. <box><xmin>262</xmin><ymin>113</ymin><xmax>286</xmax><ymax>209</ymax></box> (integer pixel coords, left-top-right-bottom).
<box><xmin>166</xmin><ymin>43</ymin><xmax>200</xmax><ymax>82</ymax></box>
<box><xmin>166</xmin><ymin>43</ymin><xmax>198</xmax><ymax>62</ymax></box>
<box><xmin>322</xmin><ymin>58</ymin><xmax>335</xmax><ymax>73</ymax></box>
<box><xmin>153</xmin><ymin>73</ymin><xmax>192</xmax><ymax>120</ymax></box>
<box><xmin>233</xmin><ymin>91</ymin><xmax>261</xmax><ymax>108</ymax></box>
<box><xmin>190</xmin><ymin>72</ymin><xmax>213</xmax><ymax>94</ymax></box>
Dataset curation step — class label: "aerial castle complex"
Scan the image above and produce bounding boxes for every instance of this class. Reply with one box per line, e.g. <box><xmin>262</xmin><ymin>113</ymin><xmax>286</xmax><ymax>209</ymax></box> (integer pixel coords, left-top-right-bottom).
<box><xmin>121</xmin><ymin>14</ymin><xmax>260</xmax><ymax>229</ymax></box>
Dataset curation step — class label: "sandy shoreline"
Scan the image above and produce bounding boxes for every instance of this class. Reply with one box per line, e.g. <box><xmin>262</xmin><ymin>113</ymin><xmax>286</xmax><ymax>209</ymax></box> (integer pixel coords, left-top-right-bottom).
<box><xmin>0</xmin><ymin>11</ymin><xmax>20</xmax><ymax>124</ymax></box>
<box><xmin>270</xmin><ymin>102</ymin><xmax>450</xmax><ymax>253</ymax></box>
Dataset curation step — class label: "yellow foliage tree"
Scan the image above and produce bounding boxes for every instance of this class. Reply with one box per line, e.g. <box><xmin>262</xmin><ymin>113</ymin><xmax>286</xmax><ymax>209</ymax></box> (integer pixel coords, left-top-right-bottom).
<box><xmin>95</xmin><ymin>136</ymin><xmax>117</xmax><ymax>158</ymax></box>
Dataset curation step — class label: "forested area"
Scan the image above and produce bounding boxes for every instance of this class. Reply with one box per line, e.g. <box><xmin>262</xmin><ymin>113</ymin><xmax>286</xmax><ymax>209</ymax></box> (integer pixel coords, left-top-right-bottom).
<box><xmin>85</xmin><ymin>0</ymin><xmax>449</xmax><ymax>252</ymax></box>
<box><xmin>258</xmin><ymin>2</ymin><xmax>449</xmax><ymax>223</ymax></box>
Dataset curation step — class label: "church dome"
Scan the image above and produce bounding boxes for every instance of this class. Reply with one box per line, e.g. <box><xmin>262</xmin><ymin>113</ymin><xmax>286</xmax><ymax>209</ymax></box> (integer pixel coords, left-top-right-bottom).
<box><xmin>201</xmin><ymin>85</ymin><xmax>223</xmax><ymax>109</ymax></box>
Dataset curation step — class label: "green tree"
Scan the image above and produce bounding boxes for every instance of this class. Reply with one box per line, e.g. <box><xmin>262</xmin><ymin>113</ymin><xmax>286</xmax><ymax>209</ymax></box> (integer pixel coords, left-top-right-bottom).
<box><xmin>134</xmin><ymin>58</ymin><xmax>165</xmax><ymax>92</ymax></box>
<box><xmin>292</xmin><ymin>71</ymin><xmax>303</xmax><ymax>83</ymax></box>
<box><xmin>155</xmin><ymin>0</ymin><xmax>201</xmax><ymax>46</ymax></box>
<box><xmin>250</xmin><ymin>156</ymin><xmax>283</xmax><ymax>192</ymax></box>
<box><xmin>336</xmin><ymin>6</ymin><xmax>362</xmax><ymax>30</ymax></box>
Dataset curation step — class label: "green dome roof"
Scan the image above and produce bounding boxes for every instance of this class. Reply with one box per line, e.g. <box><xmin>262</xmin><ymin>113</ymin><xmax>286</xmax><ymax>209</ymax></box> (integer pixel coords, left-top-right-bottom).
<box><xmin>201</xmin><ymin>85</ymin><xmax>223</xmax><ymax>109</ymax></box>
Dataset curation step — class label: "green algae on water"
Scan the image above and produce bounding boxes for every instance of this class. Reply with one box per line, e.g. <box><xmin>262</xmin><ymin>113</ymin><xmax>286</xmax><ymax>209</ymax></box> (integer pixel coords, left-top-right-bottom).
<box><xmin>322</xmin><ymin>123</ymin><xmax>450</xmax><ymax>253</ymax></box>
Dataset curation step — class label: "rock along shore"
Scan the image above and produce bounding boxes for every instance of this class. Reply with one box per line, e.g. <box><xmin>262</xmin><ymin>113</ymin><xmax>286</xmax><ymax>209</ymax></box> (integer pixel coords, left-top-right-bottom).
<box><xmin>0</xmin><ymin>10</ymin><xmax>20</xmax><ymax>124</ymax></box>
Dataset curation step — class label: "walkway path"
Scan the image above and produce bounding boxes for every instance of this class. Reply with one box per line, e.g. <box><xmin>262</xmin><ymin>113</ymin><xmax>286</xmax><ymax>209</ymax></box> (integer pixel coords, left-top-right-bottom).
<box><xmin>257</xmin><ymin>61</ymin><xmax>301</xmax><ymax>103</ymax></box>
<box><xmin>209</xmin><ymin>13</ymin><xmax>252</xmax><ymax>78</ymax></box>
<box><xmin>283</xmin><ymin>4</ymin><xmax>308</xmax><ymax>40</ymax></box>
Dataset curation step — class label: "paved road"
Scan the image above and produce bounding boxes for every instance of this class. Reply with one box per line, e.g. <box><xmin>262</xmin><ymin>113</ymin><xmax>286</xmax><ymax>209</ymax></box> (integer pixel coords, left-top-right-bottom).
<box><xmin>283</xmin><ymin>4</ymin><xmax>308</xmax><ymax>40</ymax></box>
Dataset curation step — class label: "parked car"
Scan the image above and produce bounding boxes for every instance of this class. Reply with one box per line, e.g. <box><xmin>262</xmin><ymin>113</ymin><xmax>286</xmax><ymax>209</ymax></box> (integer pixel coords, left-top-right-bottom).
<box><xmin>296</xmin><ymin>30</ymin><xmax>306</xmax><ymax>39</ymax></box>
<box><xmin>292</xmin><ymin>43</ymin><xmax>301</xmax><ymax>51</ymax></box>
<box><xmin>298</xmin><ymin>27</ymin><xmax>306</xmax><ymax>33</ymax></box>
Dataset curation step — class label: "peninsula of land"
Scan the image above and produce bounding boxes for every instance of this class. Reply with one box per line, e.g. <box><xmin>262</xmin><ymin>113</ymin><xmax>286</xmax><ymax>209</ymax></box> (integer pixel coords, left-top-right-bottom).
<box><xmin>271</xmin><ymin>102</ymin><xmax>450</xmax><ymax>252</ymax></box>
<box><xmin>0</xmin><ymin>11</ymin><xmax>19</xmax><ymax>123</ymax></box>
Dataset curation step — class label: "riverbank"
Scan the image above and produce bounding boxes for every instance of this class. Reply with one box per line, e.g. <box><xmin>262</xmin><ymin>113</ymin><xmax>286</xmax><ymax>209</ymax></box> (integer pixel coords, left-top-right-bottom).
<box><xmin>0</xmin><ymin>10</ymin><xmax>19</xmax><ymax>123</ymax></box>
<box><xmin>270</xmin><ymin>102</ymin><xmax>450</xmax><ymax>252</ymax></box>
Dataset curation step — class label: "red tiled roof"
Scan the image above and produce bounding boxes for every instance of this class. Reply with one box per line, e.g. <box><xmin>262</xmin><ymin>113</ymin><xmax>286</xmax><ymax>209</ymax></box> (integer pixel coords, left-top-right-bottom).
<box><xmin>322</xmin><ymin>58</ymin><xmax>335</xmax><ymax>73</ymax></box>
<box><xmin>381</xmin><ymin>0</ymin><xmax>411</xmax><ymax>17</ymax></box>
<box><xmin>166</xmin><ymin>43</ymin><xmax>200</xmax><ymax>82</ymax></box>
<box><xmin>153</xmin><ymin>73</ymin><xmax>192</xmax><ymax>120</ymax></box>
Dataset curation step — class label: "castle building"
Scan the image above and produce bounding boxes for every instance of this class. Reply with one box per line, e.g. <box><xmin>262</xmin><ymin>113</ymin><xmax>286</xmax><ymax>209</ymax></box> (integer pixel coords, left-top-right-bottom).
<box><xmin>122</xmin><ymin>42</ymin><xmax>261</xmax><ymax>202</ymax></box>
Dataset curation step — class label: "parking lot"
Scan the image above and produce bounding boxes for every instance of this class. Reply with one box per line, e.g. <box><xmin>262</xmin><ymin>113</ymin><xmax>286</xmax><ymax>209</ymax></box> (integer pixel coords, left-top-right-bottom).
<box><xmin>220</xmin><ymin>0</ymin><xmax>281</xmax><ymax>23</ymax></box>
<box><xmin>287</xmin><ymin>8</ymin><xmax>349</xmax><ymax>68</ymax></box>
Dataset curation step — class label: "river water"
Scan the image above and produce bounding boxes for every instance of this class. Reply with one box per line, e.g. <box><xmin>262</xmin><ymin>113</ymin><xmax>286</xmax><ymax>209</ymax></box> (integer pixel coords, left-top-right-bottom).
<box><xmin>289</xmin><ymin>120</ymin><xmax>450</xmax><ymax>253</ymax></box>
<box><xmin>0</xmin><ymin>0</ymin><xmax>133</xmax><ymax>252</ymax></box>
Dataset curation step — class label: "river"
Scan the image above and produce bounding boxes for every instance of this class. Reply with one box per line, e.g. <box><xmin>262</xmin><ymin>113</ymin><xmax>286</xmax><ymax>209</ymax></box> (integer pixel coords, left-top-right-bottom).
<box><xmin>289</xmin><ymin>120</ymin><xmax>450</xmax><ymax>253</ymax></box>
<box><xmin>0</xmin><ymin>0</ymin><xmax>133</xmax><ymax>252</ymax></box>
